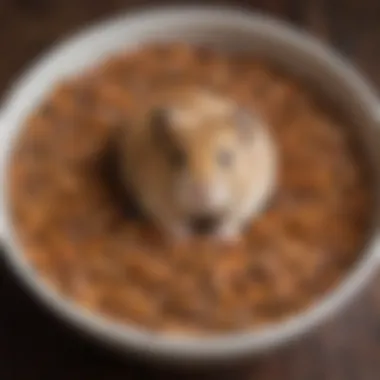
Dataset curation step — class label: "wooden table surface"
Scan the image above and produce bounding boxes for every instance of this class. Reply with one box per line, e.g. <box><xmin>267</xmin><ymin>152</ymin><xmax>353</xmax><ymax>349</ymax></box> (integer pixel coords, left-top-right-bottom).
<box><xmin>1</xmin><ymin>1</ymin><xmax>380</xmax><ymax>379</ymax></box>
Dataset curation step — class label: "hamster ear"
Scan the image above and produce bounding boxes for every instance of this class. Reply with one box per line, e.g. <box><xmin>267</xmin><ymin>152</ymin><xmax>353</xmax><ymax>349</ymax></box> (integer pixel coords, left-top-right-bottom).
<box><xmin>234</xmin><ymin>109</ymin><xmax>256</xmax><ymax>140</ymax></box>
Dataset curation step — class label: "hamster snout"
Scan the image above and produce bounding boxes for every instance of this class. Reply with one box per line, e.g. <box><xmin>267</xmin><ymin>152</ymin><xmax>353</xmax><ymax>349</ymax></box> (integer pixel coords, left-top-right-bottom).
<box><xmin>188</xmin><ymin>214</ymin><xmax>220</xmax><ymax>234</ymax></box>
<box><xmin>177</xmin><ymin>178</ymin><xmax>230</xmax><ymax>214</ymax></box>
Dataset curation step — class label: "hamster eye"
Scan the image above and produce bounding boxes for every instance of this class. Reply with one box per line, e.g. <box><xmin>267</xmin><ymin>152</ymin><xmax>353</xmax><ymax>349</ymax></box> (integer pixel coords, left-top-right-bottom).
<box><xmin>217</xmin><ymin>150</ymin><xmax>234</xmax><ymax>167</ymax></box>
<box><xmin>170</xmin><ymin>148</ymin><xmax>187</xmax><ymax>169</ymax></box>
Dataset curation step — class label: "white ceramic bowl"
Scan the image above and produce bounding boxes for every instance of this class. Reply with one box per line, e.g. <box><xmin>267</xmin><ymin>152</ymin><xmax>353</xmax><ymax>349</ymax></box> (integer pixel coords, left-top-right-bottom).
<box><xmin>1</xmin><ymin>6</ymin><xmax>380</xmax><ymax>364</ymax></box>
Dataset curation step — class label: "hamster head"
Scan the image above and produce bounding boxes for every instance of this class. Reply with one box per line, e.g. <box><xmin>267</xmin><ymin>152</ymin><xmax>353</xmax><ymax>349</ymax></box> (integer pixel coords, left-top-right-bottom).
<box><xmin>148</xmin><ymin>96</ymin><xmax>261</xmax><ymax>220</ymax></box>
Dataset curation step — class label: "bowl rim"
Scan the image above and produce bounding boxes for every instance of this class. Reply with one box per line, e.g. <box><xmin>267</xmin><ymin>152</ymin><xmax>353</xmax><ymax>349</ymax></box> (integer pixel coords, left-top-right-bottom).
<box><xmin>1</xmin><ymin>5</ymin><xmax>380</xmax><ymax>361</ymax></box>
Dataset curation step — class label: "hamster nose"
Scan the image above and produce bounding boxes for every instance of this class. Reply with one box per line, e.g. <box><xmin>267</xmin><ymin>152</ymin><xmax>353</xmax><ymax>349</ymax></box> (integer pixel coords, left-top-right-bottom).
<box><xmin>191</xmin><ymin>184</ymin><xmax>211</xmax><ymax>205</ymax></box>
<box><xmin>189</xmin><ymin>214</ymin><xmax>219</xmax><ymax>235</ymax></box>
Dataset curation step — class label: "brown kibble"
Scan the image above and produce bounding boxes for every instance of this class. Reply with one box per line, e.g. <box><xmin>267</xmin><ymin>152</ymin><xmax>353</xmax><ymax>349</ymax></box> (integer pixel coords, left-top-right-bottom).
<box><xmin>9</xmin><ymin>43</ymin><xmax>372</xmax><ymax>335</ymax></box>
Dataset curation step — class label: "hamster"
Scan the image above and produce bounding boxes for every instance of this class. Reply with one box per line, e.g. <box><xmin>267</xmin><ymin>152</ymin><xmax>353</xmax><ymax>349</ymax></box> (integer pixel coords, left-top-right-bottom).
<box><xmin>118</xmin><ymin>88</ymin><xmax>277</xmax><ymax>241</ymax></box>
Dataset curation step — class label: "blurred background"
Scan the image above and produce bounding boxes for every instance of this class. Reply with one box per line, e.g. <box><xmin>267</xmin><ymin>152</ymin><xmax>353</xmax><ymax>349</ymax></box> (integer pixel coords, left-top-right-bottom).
<box><xmin>1</xmin><ymin>1</ymin><xmax>380</xmax><ymax>379</ymax></box>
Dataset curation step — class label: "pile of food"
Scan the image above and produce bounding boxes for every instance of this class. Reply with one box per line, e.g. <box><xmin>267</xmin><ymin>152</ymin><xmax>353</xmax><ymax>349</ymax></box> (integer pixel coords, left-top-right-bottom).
<box><xmin>9</xmin><ymin>43</ymin><xmax>372</xmax><ymax>335</ymax></box>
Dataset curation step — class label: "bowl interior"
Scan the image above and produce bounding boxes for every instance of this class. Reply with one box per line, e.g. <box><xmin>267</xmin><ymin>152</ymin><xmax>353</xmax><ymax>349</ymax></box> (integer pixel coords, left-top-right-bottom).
<box><xmin>1</xmin><ymin>7</ymin><xmax>379</xmax><ymax>361</ymax></box>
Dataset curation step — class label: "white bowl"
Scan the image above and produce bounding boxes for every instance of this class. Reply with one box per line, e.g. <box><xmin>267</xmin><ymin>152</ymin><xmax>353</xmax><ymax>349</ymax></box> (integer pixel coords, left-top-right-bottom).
<box><xmin>1</xmin><ymin>5</ymin><xmax>380</xmax><ymax>364</ymax></box>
